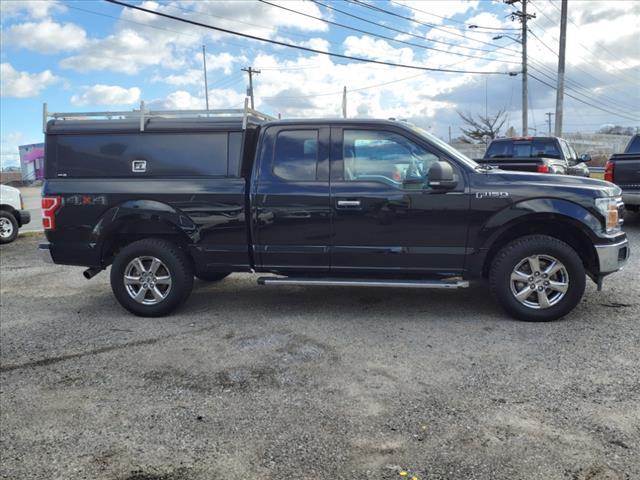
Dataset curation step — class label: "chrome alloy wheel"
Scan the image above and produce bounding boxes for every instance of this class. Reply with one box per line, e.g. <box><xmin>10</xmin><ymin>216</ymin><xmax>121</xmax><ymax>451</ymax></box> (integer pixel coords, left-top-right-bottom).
<box><xmin>123</xmin><ymin>256</ymin><xmax>172</xmax><ymax>305</ymax></box>
<box><xmin>510</xmin><ymin>254</ymin><xmax>569</xmax><ymax>310</ymax></box>
<box><xmin>0</xmin><ymin>217</ymin><xmax>14</xmax><ymax>239</ymax></box>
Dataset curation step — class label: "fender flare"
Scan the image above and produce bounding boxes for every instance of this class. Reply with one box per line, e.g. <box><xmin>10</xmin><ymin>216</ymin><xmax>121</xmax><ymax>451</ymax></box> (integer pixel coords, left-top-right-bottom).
<box><xmin>477</xmin><ymin>197</ymin><xmax>602</xmax><ymax>251</ymax></box>
<box><xmin>90</xmin><ymin>200</ymin><xmax>198</xmax><ymax>260</ymax></box>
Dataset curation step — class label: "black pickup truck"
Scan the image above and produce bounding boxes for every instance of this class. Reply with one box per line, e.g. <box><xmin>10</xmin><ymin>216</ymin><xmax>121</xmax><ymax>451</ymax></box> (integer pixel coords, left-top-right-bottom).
<box><xmin>479</xmin><ymin>136</ymin><xmax>591</xmax><ymax>176</ymax></box>
<box><xmin>605</xmin><ymin>134</ymin><xmax>640</xmax><ymax>211</ymax></box>
<box><xmin>39</xmin><ymin>106</ymin><xmax>629</xmax><ymax>322</ymax></box>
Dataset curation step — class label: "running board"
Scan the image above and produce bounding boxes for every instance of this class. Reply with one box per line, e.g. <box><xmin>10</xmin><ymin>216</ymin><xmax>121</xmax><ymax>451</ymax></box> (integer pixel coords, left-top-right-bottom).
<box><xmin>257</xmin><ymin>277</ymin><xmax>469</xmax><ymax>289</ymax></box>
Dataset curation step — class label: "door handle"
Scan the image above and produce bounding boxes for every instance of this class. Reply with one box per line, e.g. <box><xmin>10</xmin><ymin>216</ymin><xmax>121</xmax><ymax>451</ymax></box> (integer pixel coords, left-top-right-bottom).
<box><xmin>337</xmin><ymin>200</ymin><xmax>361</xmax><ymax>208</ymax></box>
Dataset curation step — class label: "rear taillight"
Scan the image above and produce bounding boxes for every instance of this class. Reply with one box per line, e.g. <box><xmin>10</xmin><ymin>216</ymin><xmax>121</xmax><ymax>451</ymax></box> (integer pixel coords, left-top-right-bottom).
<box><xmin>42</xmin><ymin>196</ymin><xmax>62</xmax><ymax>230</ymax></box>
<box><xmin>537</xmin><ymin>164</ymin><xmax>550</xmax><ymax>173</ymax></box>
<box><xmin>392</xmin><ymin>169</ymin><xmax>402</xmax><ymax>182</ymax></box>
<box><xmin>604</xmin><ymin>161</ymin><xmax>614</xmax><ymax>182</ymax></box>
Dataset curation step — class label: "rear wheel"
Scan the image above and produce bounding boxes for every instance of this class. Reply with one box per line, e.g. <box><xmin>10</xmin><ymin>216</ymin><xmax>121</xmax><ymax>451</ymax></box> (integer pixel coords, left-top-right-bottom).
<box><xmin>110</xmin><ymin>238</ymin><xmax>194</xmax><ymax>317</ymax></box>
<box><xmin>490</xmin><ymin>235</ymin><xmax>585</xmax><ymax>322</ymax></box>
<box><xmin>0</xmin><ymin>211</ymin><xmax>18</xmax><ymax>244</ymax></box>
<box><xmin>195</xmin><ymin>271</ymin><xmax>231</xmax><ymax>282</ymax></box>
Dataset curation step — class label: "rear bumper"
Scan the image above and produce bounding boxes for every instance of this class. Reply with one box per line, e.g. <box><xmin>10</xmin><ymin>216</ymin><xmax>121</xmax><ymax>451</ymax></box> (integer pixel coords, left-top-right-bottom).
<box><xmin>17</xmin><ymin>210</ymin><xmax>31</xmax><ymax>227</ymax></box>
<box><xmin>39</xmin><ymin>242</ymin><xmax>54</xmax><ymax>264</ymax></box>
<box><xmin>622</xmin><ymin>191</ymin><xmax>640</xmax><ymax>207</ymax></box>
<box><xmin>595</xmin><ymin>238</ymin><xmax>630</xmax><ymax>275</ymax></box>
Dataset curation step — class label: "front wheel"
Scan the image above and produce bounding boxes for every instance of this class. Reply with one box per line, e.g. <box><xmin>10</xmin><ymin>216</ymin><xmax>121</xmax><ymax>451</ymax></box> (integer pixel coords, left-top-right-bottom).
<box><xmin>110</xmin><ymin>238</ymin><xmax>194</xmax><ymax>317</ymax></box>
<box><xmin>0</xmin><ymin>211</ymin><xmax>18</xmax><ymax>244</ymax></box>
<box><xmin>490</xmin><ymin>235</ymin><xmax>586</xmax><ymax>322</ymax></box>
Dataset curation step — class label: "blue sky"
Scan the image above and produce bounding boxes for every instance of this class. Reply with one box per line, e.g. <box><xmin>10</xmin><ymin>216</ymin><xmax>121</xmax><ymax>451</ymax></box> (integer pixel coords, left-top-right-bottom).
<box><xmin>1</xmin><ymin>0</ymin><xmax>639</xmax><ymax>168</ymax></box>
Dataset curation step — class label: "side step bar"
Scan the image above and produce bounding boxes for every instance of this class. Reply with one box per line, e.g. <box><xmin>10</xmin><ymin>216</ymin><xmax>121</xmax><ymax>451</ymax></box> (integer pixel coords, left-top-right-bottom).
<box><xmin>257</xmin><ymin>277</ymin><xmax>469</xmax><ymax>289</ymax></box>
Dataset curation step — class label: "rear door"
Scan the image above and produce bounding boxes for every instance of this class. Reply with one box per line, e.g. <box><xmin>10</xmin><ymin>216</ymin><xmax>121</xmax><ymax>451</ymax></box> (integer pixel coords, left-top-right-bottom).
<box><xmin>329</xmin><ymin>126</ymin><xmax>470</xmax><ymax>274</ymax></box>
<box><xmin>252</xmin><ymin>125</ymin><xmax>331</xmax><ymax>272</ymax></box>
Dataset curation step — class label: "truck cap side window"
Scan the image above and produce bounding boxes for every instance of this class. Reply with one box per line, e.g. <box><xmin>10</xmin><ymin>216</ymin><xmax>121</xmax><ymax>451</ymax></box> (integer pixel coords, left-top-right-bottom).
<box><xmin>273</xmin><ymin>130</ymin><xmax>319</xmax><ymax>181</ymax></box>
<box><xmin>343</xmin><ymin>129</ymin><xmax>440</xmax><ymax>188</ymax></box>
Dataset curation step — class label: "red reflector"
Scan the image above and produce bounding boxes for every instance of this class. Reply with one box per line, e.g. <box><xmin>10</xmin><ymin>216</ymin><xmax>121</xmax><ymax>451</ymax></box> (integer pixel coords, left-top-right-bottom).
<box><xmin>392</xmin><ymin>169</ymin><xmax>402</xmax><ymax>181</ymax></box>
<box><xmin>537</xmin><ymin>164</ymin><xmax>550</xmax><ymax>173</ymax></box>
<box><xmin>42</xmin><ymin>196</ymin><xmax>62</xmax><ymax>230</ymax></box>
<box><xmin>604</xmin><ymin>161</ymin><xmax>614</xmax><ymax>182</ymax></box>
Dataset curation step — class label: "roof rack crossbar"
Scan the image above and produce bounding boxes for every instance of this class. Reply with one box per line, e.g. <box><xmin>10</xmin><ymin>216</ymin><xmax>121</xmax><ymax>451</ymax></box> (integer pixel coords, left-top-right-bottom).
<box><xmin>42</xmin><ymin>98</ymin><xmax>275</xmax><ymax>133</ymax></box>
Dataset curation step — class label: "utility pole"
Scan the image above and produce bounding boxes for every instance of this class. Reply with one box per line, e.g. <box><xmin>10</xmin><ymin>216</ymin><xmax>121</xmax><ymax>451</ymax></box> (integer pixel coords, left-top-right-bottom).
<box><xmin>554</xmin><ymin>0</ymin><xmax>568</xmax><ymax>137</ymax></box>
<box><xmin>506</xmin><ymin>0</ymin><xmax>535</xmax><ymax>136</ymax></box>
<box><xmin>202</xmin><ymin>45</ymin><xmax>209</xmax><ymax>110</ymax></box>
<box><xmin>545</xmin><ymin>112</ymin><xmax>555</xmax><ymax>135</ymax></box>
<box><xmin>342</xmin><ymin>86</ymin><xmax>347</xmax><ymax>118</ymax></box>
<box><xmin>241</xmin><ymin>66</ymin><xmax>261</xmax><ymax>109</ymax></box>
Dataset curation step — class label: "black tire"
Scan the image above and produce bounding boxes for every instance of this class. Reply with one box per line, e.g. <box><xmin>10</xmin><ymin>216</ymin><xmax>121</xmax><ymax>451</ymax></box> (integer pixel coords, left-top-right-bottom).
<box><xmin>489</xmin><ymin>235</ymin><xmax>586</xmax><ymax>322</ymax></box>
<box><xmin>0</xmin><ymin>211</ymin><xmax>19</xmax><ymax>244</ymax></box>
<box><xmin>195</xmin><ymin>271</ymin><xmax>231</xmax><ymax>282</ymax></box>
<box><xmin>110</xmin><ymin>238</ymin><xmax>194</xmax><ymax>317</ymax></box>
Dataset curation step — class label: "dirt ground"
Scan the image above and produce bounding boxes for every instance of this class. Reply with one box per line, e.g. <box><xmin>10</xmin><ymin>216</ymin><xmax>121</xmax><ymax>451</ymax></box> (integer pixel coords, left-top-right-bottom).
<box><xmin>1</xmin><ymin>217</ymin><xmax>639</xmax><ymax>479</ymax></box>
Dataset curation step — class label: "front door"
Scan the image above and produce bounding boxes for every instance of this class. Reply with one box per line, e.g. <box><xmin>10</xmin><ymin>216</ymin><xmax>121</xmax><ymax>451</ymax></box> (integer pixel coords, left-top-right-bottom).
<box><xmin>330</xmin><ymin>126</ymin><xmax>470</xmax><ymax>275</ymax></box>
<box><xmin>253</xmin><ymin>126</ymin><xmax>331</xmax><ymax>272</ymax></box>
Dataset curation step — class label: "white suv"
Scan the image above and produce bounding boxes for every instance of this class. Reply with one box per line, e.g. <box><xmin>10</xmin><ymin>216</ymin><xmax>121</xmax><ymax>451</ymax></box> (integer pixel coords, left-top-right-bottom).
<box><xmin>0</xmin><ymin>185</ymin><xmax>31</xmax><ymax>244</ymax></box>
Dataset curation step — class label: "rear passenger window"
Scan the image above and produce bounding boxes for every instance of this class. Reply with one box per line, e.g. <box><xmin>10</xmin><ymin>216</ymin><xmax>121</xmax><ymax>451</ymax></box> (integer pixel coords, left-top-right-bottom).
<box><xmin>52</xmin><ymin>132</ymin><xmax>242</xmax><ymax>178</ymax></box>
<box><xmin>273</xmin><ymin>130</ymin><xmax>318</xmax><ymax>181</ymax></box>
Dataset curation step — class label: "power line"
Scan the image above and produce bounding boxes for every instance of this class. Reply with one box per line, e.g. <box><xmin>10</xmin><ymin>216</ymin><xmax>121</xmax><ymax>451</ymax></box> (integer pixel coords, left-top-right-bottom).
<box><xmin>258</xmin><ymin>0</ymin><xmax>521</xmax><ymax>65</ymax></box>
<box><xmin>528</xmin><ymin>72</ymin><xmax>640</xmax><ymax>122</ymax></box>
<box><xmin>387</xmin><ymin>0</ymin><xmax>521</xmax><ymax>31</ymax></box>
<box><xmin>310</xmin><ymin>0</ymin><xmax>517</xmax><ymax>57</ymax></box>
<box><xmin>104</xmin><ymin>0</ymin><xmax>513</xmax><ymax>75</ymax></box>
<box><xmin>348</xmin><ymin>0</ymin><xmax>522</xmax><ymax>55</ymax></box>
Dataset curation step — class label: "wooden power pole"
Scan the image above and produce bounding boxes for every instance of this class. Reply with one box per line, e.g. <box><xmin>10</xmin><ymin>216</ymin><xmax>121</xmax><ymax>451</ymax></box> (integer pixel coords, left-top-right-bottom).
<box><xmin>554</xmin><ymin>0</ymin><xmax>568</xmax><ymax>137</ymax></box>
<box><xmin>242</xmin><ymin>67</ymin><xmax>261</xmax><ymax>109</ymax></box>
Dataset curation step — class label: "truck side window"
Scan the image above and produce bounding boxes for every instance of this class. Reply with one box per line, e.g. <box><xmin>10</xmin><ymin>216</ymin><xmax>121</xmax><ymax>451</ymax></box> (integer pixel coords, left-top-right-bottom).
<box><xmin>343</xmin><ymin>130</ymin><xmax>439</xmax><ymax>187</ymax></box>
<box><xmin>273</xmin><ymin>130</ymin><xmax>319</xmax><ymax>181</ymax></box>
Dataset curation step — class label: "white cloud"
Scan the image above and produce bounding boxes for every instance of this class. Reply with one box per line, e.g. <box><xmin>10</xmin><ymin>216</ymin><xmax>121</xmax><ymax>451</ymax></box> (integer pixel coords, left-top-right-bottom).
<box><xmin>343</xmin><ymin>36</ymin><xmax>415</xmax><ymax>64</ymax></box>
<box><xmin>147</xmin><ymin>88</ymin><xmax>245</xmax><ymax>110</ymax></box>
<box><xmin>60</xmin><ymin>29</ymin><xmax>185</xmax><ymax>74</ymax></box>
<box><xmin>70</xmin><ymin>85</ymin><xmax>141</xmax><ymax>106</ymax></box>
<box><xmin>0</xmin><ymin>132</ymin><xmax>25</xmax><ymax>170</ymax></box>
<box><xmin>0</xmin><ymin>63</ymin><xmax>59</xmax><ymax>98</ymax></box>
<box><xmin>394</xmin><ymin>0</ymin><xmax>479</xmax><ymax>25</ymax></box>
<box><xmin>3</xmin><ymin>20</ymin><xmax>87</xmax><ymax>53</ymax></box>
<box><xmin>0</xmin><ymin>0</ymin><xmax>66</xmax><ymax>20</ymax></box>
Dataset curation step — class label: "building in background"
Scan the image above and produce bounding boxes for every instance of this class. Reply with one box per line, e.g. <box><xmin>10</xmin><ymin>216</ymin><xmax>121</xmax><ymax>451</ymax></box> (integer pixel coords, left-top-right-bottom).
<box><xmin>19</xmin><ymin>143</ymin><xmax>45</xmax><ymax>183</ymax></box>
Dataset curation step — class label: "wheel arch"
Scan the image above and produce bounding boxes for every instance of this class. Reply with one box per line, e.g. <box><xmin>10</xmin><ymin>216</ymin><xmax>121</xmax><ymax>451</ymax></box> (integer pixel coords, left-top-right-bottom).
<box><xmin>91</xmin><ymin>200</ymin><xmax>198</xmax><ymax>266</ymax></box>
<box><xmin>480</xmin><ymin>213</ymin><xmax>599</xmax><ymax>279</ymax></box>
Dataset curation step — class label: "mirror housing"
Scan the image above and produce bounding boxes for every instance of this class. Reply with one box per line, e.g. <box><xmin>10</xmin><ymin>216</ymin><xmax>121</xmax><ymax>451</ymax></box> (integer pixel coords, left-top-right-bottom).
<box><xmin>580</xmin><ymin>153</ymin><xmax>592</xmax><ymax>163</ymax></box>
<box><xmin>428</xmin><ymin>162</ymin><xmax>457</xmax><ymax>189</ymax></box>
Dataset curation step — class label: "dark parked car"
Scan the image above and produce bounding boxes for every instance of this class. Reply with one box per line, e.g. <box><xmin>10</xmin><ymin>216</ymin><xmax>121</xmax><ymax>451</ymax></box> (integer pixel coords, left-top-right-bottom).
<box><xmin>479</xmin><ymin>136</ymin><xmax>591</xmax><ymax>177</ymax></box>
<box><xmin>39</xmin><ymin>105</ymin><xmax>629</xmax><ymax>322</ymax></box>
<box><xmin>605</xmin><ymin>134</ymin><xmax>640</xmax><ymax>211</ymax></box>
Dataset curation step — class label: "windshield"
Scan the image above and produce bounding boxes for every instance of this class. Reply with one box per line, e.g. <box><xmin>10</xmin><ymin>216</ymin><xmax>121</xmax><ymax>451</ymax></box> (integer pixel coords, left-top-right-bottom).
<box><xmin>409</xmin><ymin>125</ymin><xmax>479</xmax><ymax>169</ymax></box>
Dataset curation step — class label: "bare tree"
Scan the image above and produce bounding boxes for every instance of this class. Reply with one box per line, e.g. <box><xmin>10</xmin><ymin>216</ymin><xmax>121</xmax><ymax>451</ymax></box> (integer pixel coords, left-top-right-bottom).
<box><xmin>457</xmin><ymin>107</ymin><xmax>508</xmax><ymax>143</ymax></box>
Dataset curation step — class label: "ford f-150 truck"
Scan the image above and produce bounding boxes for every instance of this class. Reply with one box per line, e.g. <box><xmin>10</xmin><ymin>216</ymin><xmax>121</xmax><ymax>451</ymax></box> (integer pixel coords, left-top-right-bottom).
<box><xmin>39</xmin><ymin>104</ymin><xmax>629</xmax><ymax>322</ymax></box>
<box><xmin>479</xmin><ymin>136</ymin><xmax>591</xmax><ymax>177</ymax></box>
<box><xmin>605</xmin><ymin>134</ymin><xmax>640</xmax><ymax>211</ymax></box>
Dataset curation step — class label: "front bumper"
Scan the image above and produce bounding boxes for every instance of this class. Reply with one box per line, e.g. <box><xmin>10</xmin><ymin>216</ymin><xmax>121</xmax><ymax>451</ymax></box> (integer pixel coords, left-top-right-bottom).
<box><xmin>39</xmin><ymin>242</ymin><xmax>54</xmax><ymax>264</ymax></box>
<box><xmin>595</xmin><ymin>238</ymin><xmax>630</xmax><ymax>275</ymax></box>
<box><xmin>17</xmin><ymin>210</ymin><xmax>31</xmax><ymax>227</ymax></box>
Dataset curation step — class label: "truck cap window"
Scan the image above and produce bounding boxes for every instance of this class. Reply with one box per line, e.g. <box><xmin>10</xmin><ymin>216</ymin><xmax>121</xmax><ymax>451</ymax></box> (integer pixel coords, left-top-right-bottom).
<box><xmin>273</xmin><ymin>130</ymin><xmax>319</xmax><ymax>181</ymax></box>
<box><xmin>486</xmin><ymin>139</ymin><xmax>561</xmax><ymax>159</ymax></box>
<box><xmin>343</xmin><ymin>130</ymin><xmax>439</xmax><ymax>188</ymax></box>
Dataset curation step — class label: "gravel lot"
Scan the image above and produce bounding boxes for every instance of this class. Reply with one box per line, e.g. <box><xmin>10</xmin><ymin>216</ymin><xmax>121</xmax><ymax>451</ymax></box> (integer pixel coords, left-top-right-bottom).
<box><xmin>1</xmin><ymin>217</ymin><xmax>639</xmax><ymax>480</ymax></box>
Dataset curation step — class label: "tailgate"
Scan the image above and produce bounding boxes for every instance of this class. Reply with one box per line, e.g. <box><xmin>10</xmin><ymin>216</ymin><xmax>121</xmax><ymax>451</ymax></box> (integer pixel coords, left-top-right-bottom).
<box><xmin>611</xmin><ymin>154</ymin><xmax>640</xmax><ymax>189</ymax></box>
<box><xmin>477</xmin><ymin>158</ymin><xmax>541</xmax><ymax>172</ymax></box>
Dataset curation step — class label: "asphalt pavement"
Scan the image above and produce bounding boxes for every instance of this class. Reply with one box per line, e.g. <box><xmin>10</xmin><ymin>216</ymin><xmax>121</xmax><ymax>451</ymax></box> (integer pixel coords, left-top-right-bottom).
<box><xmin>1</xmin><ymin>215</ymin><xmax>639</xmax><ymax>480</ymax></box>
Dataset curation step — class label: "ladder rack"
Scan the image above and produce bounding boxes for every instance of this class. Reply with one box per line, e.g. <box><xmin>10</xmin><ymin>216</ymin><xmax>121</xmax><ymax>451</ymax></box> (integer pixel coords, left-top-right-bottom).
<box><xmin>43</xmin><ymin>97</ymin><xmax>276</xmax><ymax>133</ymax></box>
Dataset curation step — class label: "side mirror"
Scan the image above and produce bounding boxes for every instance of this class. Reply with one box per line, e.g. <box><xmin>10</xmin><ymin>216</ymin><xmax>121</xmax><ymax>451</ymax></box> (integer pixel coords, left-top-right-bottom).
<box><xmin>428</xmin><ymin>162</ymin><xmax>457</xmax><ymax>189</ymax></box>
<box><xmin>580</xmin><ymin>153</ymin><xmax>592</xmax><ymax>163</ymax></box>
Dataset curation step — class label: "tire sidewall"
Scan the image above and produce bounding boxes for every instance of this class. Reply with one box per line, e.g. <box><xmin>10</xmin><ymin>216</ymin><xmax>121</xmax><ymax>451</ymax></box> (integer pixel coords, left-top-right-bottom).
<box><xmin>491</xmin><ymin>236</ymin><xmax>586</xmax><ymax>322</ymax></box>
<box><xmin>0</xmin><ymin>211</ymin><xmax>18</xmax><ymax>244</ymax></box>
<box><xmin>110</xmin><ymin>239</ymin><xmax>193</xmax><ymax>317</ymax></box>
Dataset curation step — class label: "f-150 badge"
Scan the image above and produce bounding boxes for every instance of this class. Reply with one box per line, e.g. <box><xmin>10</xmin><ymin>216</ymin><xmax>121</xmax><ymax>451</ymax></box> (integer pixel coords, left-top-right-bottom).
<box><xmin>476</xmin><ymin>191</ymin><xmax>509</xmax><ymax>199</ymax></box>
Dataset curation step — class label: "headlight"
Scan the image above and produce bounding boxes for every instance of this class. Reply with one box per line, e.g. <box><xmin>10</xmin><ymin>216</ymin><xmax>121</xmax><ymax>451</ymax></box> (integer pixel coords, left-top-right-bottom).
<box><xmin>595</xmin><ymin>197</ymin><xmax>621</xmax><ymax>233</ymax></box>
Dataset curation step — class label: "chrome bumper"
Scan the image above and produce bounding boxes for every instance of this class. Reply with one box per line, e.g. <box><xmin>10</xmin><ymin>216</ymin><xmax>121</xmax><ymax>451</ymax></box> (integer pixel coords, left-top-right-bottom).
<box><xmin>595</xmin><ymin>238</ymin><xmax>630</xmax><ymax>275</ymax></box>
<box><xmin>39</xmin><ymin>242</ymin><xmax>54</xmax><ymax>264</ymax></box>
